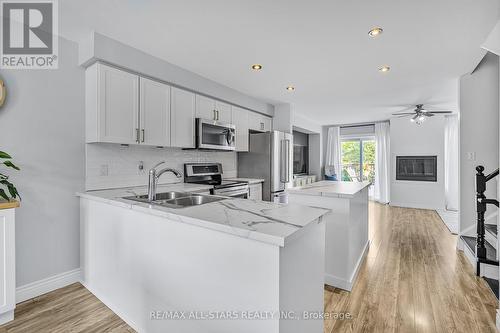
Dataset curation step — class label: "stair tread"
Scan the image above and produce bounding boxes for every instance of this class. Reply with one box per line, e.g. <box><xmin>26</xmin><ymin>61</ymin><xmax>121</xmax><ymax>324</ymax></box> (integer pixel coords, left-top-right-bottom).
<box><xmin>483</xmin><ymin>277</ymin><xmax>499</xmax><ymax>299</ymax></box>
<box><xmin>485</xmin><ymin>224</ymin><xmax>497</xmax><ymax>236</ymax></box>
<box><xmin>461</xmin><ymin>235</ymin><xmax>497</xmax><ymax>262</ymax></box>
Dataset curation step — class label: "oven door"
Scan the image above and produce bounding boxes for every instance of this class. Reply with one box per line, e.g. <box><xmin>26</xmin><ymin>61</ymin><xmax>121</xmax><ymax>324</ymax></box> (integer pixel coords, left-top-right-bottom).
<box><xmin>196</xmin><ymin>118</ymin><xmax>236</xmax><ymax>151</ymax></box>
<box><xmin>213</xmin><ymin>186</ymin><xmax>249</xmax><ymax>199</ymax></box>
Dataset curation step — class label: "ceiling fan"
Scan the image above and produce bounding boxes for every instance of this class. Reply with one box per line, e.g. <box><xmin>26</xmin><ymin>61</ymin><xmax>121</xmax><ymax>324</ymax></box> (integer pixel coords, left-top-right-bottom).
<box><xmin>392</xmin><ymin>104</ymin><xmax>453</xmax><ymax>124</ymax></box>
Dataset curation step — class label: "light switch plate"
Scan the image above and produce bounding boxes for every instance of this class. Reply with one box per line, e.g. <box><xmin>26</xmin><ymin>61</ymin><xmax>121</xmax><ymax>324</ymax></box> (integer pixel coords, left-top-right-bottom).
<box><xmin>466</xmin><ymin>152</ymin><xmax>476</xmax><ymax>161</ymax></box>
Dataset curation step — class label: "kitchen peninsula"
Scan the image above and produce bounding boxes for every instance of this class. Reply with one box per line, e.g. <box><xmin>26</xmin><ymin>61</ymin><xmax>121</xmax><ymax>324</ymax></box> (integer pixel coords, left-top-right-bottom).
<box><xmin>78</xmin><ymin>184</ymin><xmax>328</xmax><ymax>333</ymax></box>
<box><xmin>288</xmin><ymin>180</ymin><xmax>370</xmax><ymax>291</ymax></box>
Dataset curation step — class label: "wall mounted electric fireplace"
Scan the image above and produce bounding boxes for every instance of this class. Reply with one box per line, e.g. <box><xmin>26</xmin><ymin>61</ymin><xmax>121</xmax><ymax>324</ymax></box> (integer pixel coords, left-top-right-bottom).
<box><xmin>396</xmin><ymin>156</ymin><xmax>437</xmax><ymax>182</ymax></box>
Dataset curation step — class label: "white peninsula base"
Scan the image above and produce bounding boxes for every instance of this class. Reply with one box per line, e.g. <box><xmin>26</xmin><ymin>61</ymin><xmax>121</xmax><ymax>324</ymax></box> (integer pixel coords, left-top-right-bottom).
<box><xmin>79</xmin><ymin>188</ymin><xmax>327</xmax><ymax>333</ymax></box>
<box><xmin>288</xmin><ymin>181</ymin><xmax>370</xmax><ymax>291</ymax></box>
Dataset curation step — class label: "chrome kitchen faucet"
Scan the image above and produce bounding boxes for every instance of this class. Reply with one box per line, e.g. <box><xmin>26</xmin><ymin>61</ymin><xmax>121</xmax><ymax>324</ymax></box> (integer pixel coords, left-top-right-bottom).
<box><xmin>148</xmin><ymin>161</ymin><xmax>183</xmax><ymax>201</ymax></box>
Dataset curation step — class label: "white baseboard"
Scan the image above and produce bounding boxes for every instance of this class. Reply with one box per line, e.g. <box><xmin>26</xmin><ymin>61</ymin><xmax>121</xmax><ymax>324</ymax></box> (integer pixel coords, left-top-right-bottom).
<box><xmin>325</xmin><ymin>240</ymin><xmax>370</xmax><ymax>292</ymax></box>
<box><xmin>325</xmin><ymin>273</ymin><xmax>351</xmax><ymax>291</ymax></box>
<box><xmin>16</xmin><ymin>268</ymin><xmax>81</xmax><ymax>304</ymax></box>
<box><xmin>389</xmin><ymin>201</ymin><xmax>442</xmax><ymax>210</ymax></box>
<box><xmin>0</xmin><ymin>310</ymin><xmax>14</xmax><ymax>325</ymax></box>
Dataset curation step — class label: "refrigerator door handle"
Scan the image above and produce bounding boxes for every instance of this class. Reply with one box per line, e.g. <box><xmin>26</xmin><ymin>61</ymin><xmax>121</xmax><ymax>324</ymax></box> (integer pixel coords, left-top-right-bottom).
<box><xmin>280</xmin><ymin>140</ymin><xmax>287</xmax><ymax>183</ymax></box>
<box><xmin>284</xmin><ymin>139</ymin><xmax>290</xmax><ymax>183</ymax></box>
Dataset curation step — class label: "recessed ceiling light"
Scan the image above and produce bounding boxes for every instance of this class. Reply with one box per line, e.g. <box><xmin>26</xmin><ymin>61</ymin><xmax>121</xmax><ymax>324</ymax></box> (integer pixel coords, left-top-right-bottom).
<box><xmin>378</xmin><ymin>65</ymin><xmax>390</xmax><ymax>73</ymax></box>
<box><xmin>368</xmin><ymin>27</ymin><xmax>383</xmax><ymax>37</ymax></box>
<box><xmin>251</xmin><ymin>64</ymin><xmax>263</xmax><ymax>70</ymax></box>
<box><xmin>286</xmin><ymin>85</ymin><xmax>295</xmax><ymax>91</ymax></box>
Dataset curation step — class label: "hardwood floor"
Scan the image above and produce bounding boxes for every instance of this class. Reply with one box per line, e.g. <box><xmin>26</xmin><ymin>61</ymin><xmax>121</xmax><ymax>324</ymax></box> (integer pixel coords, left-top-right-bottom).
<box><xmin>324</xmin><ymin>202</ymin><xmax>499</xmax><ymax>333</ymax></box>
<box><xmin>0</xmin><ymin>203</ymin><xmax>497</xmax><ymax>332</ymax></box>
<box><xmin>0</xmin><ymin>283</ymin><xmax>135</xmax><ymax>333</ymax></box>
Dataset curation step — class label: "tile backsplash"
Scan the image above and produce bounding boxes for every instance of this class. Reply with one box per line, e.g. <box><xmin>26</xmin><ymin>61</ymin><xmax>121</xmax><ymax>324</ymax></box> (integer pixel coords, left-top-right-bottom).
<box><xmin>86</xmin><ymin>143</ymin><xmax>237</xmax><ymax>190</ymax></box>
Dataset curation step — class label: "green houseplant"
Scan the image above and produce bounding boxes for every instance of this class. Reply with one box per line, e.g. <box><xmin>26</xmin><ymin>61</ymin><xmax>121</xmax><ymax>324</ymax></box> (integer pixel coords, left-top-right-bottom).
<box><xmin>0</xmin><ymin>151</ymin><xmax>20</xmax><ymax>202</ymax></box>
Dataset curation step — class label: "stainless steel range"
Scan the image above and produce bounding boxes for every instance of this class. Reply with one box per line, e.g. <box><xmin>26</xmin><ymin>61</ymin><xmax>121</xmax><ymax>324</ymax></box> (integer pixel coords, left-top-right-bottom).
<box><xmin>184</xmin><ymin>163</ymin><xmax>249</xmax><ymax>198</ymax></box>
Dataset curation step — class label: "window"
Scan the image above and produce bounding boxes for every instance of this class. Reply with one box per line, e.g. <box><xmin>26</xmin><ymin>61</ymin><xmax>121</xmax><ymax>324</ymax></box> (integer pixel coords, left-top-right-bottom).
<box><xmin>341</xmin><ymin>139</ymin><xmax>375</xmax><ymax>184</ymax></box>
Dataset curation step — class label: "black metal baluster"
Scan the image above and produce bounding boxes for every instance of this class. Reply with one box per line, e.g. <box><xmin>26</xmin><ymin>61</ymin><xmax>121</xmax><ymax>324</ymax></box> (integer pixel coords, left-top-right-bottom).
<box><xmin>476</xmin><ymin>166</ymin><xmax>487</xmax><ymax>276</ymax></box>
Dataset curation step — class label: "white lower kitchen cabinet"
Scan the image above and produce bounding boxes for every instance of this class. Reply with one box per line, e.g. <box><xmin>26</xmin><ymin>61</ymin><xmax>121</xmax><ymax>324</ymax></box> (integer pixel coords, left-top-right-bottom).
<box><xmin>248</xmin><ymin>183</ymin><xmax>262</xmax><ymax>200</ymax></box>
<box><xmin>0</xmin><ymin>203</ymin><xmax>17</xmax><ymax>325</ymax></box>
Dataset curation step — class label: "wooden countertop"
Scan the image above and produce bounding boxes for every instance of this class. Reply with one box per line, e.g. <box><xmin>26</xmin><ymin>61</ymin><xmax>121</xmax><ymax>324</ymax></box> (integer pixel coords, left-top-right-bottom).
<box><xmin>0</xmin><ymin>201</ymin><xmax>20</xmax><ymax>210</ymax></box>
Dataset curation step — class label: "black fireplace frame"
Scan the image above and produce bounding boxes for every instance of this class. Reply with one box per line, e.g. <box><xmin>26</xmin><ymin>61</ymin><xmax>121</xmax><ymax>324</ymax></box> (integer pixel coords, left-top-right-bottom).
<box><xmin>396</xmin><ymin>155</ymin><xmax>437</xmax><ymax>182</ymax></box>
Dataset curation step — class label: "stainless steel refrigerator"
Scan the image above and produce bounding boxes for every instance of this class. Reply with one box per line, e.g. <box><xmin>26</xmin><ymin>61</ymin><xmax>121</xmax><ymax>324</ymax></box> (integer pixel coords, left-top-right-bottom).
<box><xmin>237</xmin><ymin>131</ymin><xmax>293</xmax><ymax>202</ymax></box>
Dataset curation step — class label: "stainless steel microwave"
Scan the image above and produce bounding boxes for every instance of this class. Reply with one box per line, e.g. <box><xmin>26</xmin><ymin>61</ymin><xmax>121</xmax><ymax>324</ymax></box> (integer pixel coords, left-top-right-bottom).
<box><xmin>196</xmin><ymin>118</ymin><xmax>236</xmax><ymax>151</ymax></box>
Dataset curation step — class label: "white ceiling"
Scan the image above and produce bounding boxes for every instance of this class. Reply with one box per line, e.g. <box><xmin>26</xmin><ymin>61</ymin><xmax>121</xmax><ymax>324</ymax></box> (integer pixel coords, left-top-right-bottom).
<box><xmin>60</xmin><ymin>0</ymin><xmax>499</xmax><ymax>125</ymax></box>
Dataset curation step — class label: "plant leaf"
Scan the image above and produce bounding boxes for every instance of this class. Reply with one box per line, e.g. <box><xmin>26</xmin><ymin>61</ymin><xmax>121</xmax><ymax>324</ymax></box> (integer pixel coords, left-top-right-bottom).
<box><xmin>0</xmin><ymin>188</ymin><xmax>9</xmax><ymax>201</ymax></box>
<box><xmin>0</xmin><ymin>151</ymin><xmax>11</xmax><ymax>159</ymax></box>
<box><xmin>3</xmin><ymin>161</ymin><xmax>19</xmax><ymax>170</ymax></box>
<box><xmin>7</xmin><ymin>185</ymin><xmax>15</xmax><ymax>198</ymax></box>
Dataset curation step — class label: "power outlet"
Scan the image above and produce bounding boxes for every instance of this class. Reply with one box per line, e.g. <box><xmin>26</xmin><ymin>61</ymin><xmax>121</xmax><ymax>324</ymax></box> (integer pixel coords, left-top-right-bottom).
<box><xmin>100</xmin><ymin>164</ymin><xmax>109</xmax><ymax>176</ymax></box>
<box><xmin>138</xmin><ymin>161</ymin><xmax>145</xmax><ymax>174</ymax></box>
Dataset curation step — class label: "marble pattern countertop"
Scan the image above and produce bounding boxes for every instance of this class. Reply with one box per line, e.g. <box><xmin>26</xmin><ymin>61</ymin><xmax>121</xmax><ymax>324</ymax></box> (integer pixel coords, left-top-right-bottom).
<box><xmin>288</xmin><ymin>180</ymin><xmax>371</xmax><ymax>198</ymax></box>
<box><xmin>225</xmin><ymin>177</ymin><xmax>265</xmax><ymax>184</ymax></box>
<box><xmin>77</xmin><ymin>183</ymin><xmax>328</xmax><ymax>247</ymax></box>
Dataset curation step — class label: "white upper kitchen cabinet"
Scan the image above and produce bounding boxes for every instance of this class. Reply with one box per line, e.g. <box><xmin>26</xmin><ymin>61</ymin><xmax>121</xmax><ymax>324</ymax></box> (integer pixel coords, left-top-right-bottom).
<box><xmin>139</xmin><ymin>78</ymin><xmax>171</xmax><ymax>146</ymax></box>
<box><xmin>195</xmin><ymin>95</ymin><xmax>232</xmax><ymax>123</ymax></box>
<box><xmin>86</xmin><ymin>63</ymin><xmax>140</xmax><ymax>144</ymax></box>
<box><xmin>195</xmin><ymin>94</ymin><xmax>217</xmax><ymax>121</ymax></box>
<box><xmin>171</xmin><ymin>87</ymin><xmax>196</xmax><ymax>148</ymax></box>
<box><xmin>231</xmin><ymin>106</ymin><xmax>249</xmax><ymax>151</ymax></box>
<box><xmin>248</xmin><ymin>111</ymin><xmax>272</xmax><ymax>132</ymax></box>
<box><xmin>215</xmin><ymin>101</ymin><xmax>232</xmax><ymax>123</ymax></box>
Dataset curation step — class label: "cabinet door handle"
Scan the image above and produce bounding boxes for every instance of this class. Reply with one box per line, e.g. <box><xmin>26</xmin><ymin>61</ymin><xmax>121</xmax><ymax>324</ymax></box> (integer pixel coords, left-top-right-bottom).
<box><xmin>213</xmin><ymin>110</ymin><xmax>217</xmax><ymax>120</ymax></box>
<box><xmin>216</xmin><ymin>110</ymin><xmax>220</xmax><ymax>121</ymax></box>
<box><xmin>136</xmin><ymin>128</ymin><xmax>140</xmax><ymax>143</ymax></box>
<box><xmin>141</xmin><ymin>129</ymin><xmax>145</xmax><ymax>143</ymax></box>
<box><xmin>260</xmin><ymin>122</ymin><xmax>264</xmax><ymax>130</ymax></box>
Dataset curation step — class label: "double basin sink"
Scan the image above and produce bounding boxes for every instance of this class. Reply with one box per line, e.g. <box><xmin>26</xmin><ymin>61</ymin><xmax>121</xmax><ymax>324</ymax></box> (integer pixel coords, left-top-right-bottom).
<box><xmin>123</xmin><ymin>191</ymin><xmax>227</xmax><ymax>208</ymax></box>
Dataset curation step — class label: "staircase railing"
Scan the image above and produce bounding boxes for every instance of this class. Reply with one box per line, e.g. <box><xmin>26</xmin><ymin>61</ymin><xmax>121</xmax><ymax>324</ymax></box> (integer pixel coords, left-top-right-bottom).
<box><xmin>475</xmin><ymin>166</ymin><xmax>499</xmax><ymax>276</ymax></box>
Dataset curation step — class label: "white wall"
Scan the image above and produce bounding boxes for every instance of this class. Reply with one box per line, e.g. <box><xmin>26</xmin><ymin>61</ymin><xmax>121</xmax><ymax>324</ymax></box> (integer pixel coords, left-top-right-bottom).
<box><xmin>390</xmin><ymin>116</ymin><xmax>446</xmax><ymax>210</ymax></box>
<box><xmin>86</xmin><ymin>144</ymin><xmax>237</xmax><ymax>190</ymax></box>
<box><xmin>0</xmin><ymin>37</ymin><xmax>85</xmax><ymax>286</ymax></box>
<box><xmin>460</xmin><ymin>52</ymin><xmax>499</xmax><ymax>232</ymax></box>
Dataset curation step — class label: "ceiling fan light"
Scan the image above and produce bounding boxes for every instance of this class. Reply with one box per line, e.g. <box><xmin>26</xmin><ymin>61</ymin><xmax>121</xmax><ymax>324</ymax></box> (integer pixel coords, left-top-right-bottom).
<box><xmin>368</xmin><ymin>27</ymin><xmax>383</xmax><ymax>37</ymax></box>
